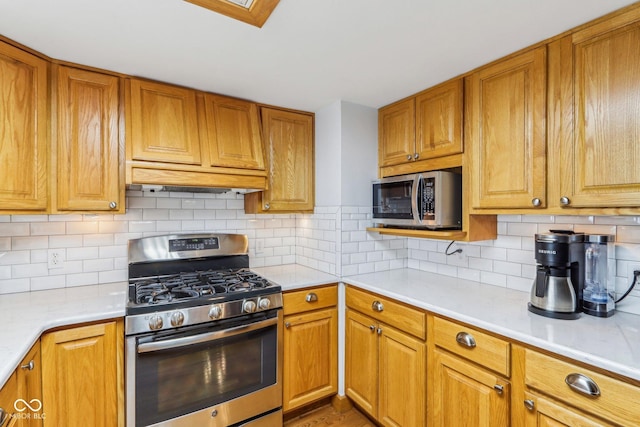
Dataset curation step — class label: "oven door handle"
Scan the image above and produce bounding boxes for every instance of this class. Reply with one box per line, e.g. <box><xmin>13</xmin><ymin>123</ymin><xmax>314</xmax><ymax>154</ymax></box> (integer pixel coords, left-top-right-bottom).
<box><xmin>137</xmin><ymin>316</ymin><xmax>278</xmax><ymax>354</ymax></box>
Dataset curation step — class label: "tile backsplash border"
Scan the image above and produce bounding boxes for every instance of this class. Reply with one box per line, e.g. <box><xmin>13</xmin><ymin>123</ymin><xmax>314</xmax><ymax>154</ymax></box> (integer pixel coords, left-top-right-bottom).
<box><xmin>1</xmin><ymin>192</ymin><xmax>639</xmax><ymax>315</ymax></box>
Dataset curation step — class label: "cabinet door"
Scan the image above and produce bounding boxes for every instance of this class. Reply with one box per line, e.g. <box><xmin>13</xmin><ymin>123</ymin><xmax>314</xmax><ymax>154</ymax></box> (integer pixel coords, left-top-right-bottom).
<box><xmin>0</xmin><ymin>372</ymin><xmax>18</xmax><ymax>427</ymax></box>
<box><xmin>345</xmin><ymin>309</ymin><xmax>378</xmax><ymax>418</ymax></box>
<box><xmin>202</xmin><ymin>94</ymin><xmax>265</xmax><ymax>170</ymax></box>
<box><xmin>56</xmin><ymin>66</ymin><xmax>123</xmax><ymax>212</ymax></box>
<box><xmin>467</xmin><ymin>47</ymin><xmax>547</xmax><ymax>209</ymax></box>
<box><xmin>432</xmin><ymin>349</ymin><xmax>509</xmax><ymax>427</ymax></box>
<box><xmin>16</xmin><ymin>342</ymin><xmax>42</xmax><ymax>427</ymax></box>
<box><xmin>379</xmin><ymin>98</ymin><xmax>415</xmax><ymax>167</ymax></box>
<box><xmin>523</xmin><ymin>392</ymin><xmax>614</xmax><ymax>427</ymax></box>
<box><xmin>0</xmin><ymin>41</ymin><xmax>48</xmax><ymax>211</ymax></box>
<box><xmin>556</xmin><ymin>10</ymin><xmax>640</xmax><ymax>208</ymax></box>
<box><xmin>283</xmin><ymin>307</ymin><xmax>338</xmax><ymax>412</ymax></box>
<box><xmin>42</xmin><ymin>321</ymin><xmax>119</xmax><ymax>427</ymax></box>
<box><xmin>378</xmin><ymin>325</ymin><xmax>426</xmax><ymax>427</ymax></box>
<box><xmin>260</xmin><ymin>107</ymin><xmax>314</xmax><ymax>212</ymax></box>
<box><xmin>415</xmin><ymin>79</ymin><xmax>463</xmax><ymax>161</ymax></box>
<box><xmin>128</xmin><ymin>78</ymin><xmax>201</xmax><ymax>165</ymax></box>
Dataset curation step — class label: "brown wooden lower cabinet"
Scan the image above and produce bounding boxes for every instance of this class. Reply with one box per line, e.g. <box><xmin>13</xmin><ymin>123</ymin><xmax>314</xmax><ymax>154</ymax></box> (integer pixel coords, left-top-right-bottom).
<box><xmin>345</xmin><ymin>287</ymin><xmax>427</xmax><ymax>427</ymax></box>
<box><xmin>0</xmin><ymin>342</ymin><xmax>42</xmax><ymax>427</ymax></box>
<box><xmin>283</xmin><ymin>285</ymin><xmax>338</xmax><ymax>412</ymax></box>
<box><xmin>41</xmin><ymin>319</ymin><xmax>123</xmax><ymax>427</ymax></box>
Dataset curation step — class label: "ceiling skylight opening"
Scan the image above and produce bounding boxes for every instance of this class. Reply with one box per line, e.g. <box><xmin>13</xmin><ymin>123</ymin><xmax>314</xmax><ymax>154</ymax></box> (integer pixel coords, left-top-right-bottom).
<box><xmin>225</xmin><ymin>0</ymin><xmax>254</xmax><ymax>9</ymax></box>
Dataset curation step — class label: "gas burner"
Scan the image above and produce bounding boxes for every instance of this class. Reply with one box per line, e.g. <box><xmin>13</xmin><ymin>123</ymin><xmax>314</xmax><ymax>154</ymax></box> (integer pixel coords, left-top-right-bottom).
<box><xmin>130</xmin><ymin>268</ymin><xmax>276</xmax><ymax>307</ymax></box>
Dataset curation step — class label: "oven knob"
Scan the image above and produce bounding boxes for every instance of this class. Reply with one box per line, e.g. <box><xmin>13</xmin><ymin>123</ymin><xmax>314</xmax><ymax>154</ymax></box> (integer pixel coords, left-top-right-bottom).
<box><xmin>209</xmin><ymin>305</ymin><xmax>222</xmax><ymax>319</ymax></box>
<box><xmin>148</xmin><ymin>315</ymin><xmax>163</xmax><ymax>330</ymax></box>
<box><xmin>243</xmin><ymin>300</ymin><xmax>257</xmax><ymax>313</ymax></box>
<box><xmin>258</xmin><ymin>298</ymin><xmax>271</xmax><ymax>310</ymax></box>
<box><xmin>170</xmin><ymin>311</ymin><xmax>185</xmax><ymax>327</ymax></box>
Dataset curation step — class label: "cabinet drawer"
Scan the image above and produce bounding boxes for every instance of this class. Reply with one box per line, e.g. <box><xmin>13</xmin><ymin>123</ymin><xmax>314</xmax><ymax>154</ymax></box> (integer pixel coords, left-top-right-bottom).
<box><xmin>346</xmin><ymin>286</ymin><xmax>425</xmax><ymax>340</ymax></box>
<box><xmin>525</xmin><ymin>349</ymin><xmax>640</xmax><ymax>426</ymax></box>
<box><xmin>283</xmin><ymin>284</ymin><xmax>337</xmax><ymax>316</ymax></box>
<box><xmin>433</xmin><ymin>316</ymin><xmax>510</xmax><ymax>377</ymax></box>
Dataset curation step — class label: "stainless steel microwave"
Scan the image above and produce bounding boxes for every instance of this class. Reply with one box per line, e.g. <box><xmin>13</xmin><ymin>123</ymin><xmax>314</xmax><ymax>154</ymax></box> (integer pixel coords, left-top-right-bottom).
<box><xmin>372</xmin><ymin>171</ymin><xmax>462</xmax><ymax>229</ymax></box>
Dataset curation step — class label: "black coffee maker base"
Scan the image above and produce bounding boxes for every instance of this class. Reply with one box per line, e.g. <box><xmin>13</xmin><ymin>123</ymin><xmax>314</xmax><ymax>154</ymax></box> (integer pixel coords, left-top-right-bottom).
<box><xmin>528</xmin><ymin>303</ymin><xmax>580</xmax><ymax>320</ymax></box>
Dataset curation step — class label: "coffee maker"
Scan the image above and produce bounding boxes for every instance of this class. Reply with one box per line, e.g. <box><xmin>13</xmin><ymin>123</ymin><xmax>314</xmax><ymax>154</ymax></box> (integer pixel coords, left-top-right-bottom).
<box><xmin>528</xmin><ymin>232</ymin><xmax>584</xmax><ymax>319</ymax></box>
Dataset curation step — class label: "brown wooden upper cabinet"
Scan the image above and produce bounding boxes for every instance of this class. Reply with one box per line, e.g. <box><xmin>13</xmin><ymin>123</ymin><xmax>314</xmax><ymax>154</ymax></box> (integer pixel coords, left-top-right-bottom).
<box><xmin>128</xmin><ymin>78</ymin><xmax>202</xmax><ymax>165</ymax></box>
<box><xmin>0</xmin><ymin>41</ymin><xmax>49</xmax><ymax>213</ymax></box>
<box><xmin>244</xmin><ymin>107</ymin><xmax>315</xmax><ymax>213</ymax></box>
<box><xmin>125</xmin><ymin>78</ymin><xmax>267</xmax><ymax>190</ymax></box>
<box><xmin>550</xmin><ymin>6</ymin><xmax>640</xmax><ymax>209</ymax></box>
<box><xmin>379</xmin><ymin>78</ymin><xmax>463</xmax><ymax>177</ymax></box>
<box><xmin>201</xmin><ymin>94</ymin><xmax>265</xmax><ymax>170</ymax></box>
<box><xmin>54</xmin><ymin>65</ymin><xmax>124</xmax><ymax>213</ymax></box>
<box><xmin>466</xmin><ymin>46</ymin><xmax>547</xmax><ymax>210</ymax></box>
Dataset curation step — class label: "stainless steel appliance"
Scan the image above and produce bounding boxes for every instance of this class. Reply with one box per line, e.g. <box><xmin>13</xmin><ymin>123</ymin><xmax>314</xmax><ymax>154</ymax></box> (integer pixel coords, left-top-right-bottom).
<box><xmin>125</xmin><ymin>233</ymin><xmax>283</xmax><ymax>427</ymax></box>
<box><xmin>372</xmin><ymin>171</ymin><xmax>462</xmax><ymax>230</ymax></box>
<box><xmin>528</xmin><ymin>233</ymin><xmax>583</xmax><ymax>319</ymax></box>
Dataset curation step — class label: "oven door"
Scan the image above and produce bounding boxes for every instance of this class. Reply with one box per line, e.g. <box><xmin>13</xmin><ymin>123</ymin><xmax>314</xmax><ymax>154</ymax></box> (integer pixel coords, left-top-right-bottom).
<box><xmin>126</xmin><ymin>310</ymin><xmax>283</xmax><ymax>427</ymax></box>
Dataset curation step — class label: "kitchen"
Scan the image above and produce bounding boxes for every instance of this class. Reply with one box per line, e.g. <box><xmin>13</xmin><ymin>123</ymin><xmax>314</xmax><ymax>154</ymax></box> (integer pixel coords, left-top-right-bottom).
<box><xmin>1</xmin><ymin>0</ymin><xmax>640</xmax><ymax>426</ymax></box>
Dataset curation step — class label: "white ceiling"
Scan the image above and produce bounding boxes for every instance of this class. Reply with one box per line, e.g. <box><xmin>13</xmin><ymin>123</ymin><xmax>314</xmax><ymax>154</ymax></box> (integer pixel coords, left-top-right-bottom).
<box><xmin>0</xmin><ymin>0</ymin><xmax>637</xmax><ymax>112</ymax></box>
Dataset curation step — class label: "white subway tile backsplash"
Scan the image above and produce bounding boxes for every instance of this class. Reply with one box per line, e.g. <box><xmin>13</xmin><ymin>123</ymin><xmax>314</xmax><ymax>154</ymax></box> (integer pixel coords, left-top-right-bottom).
<box><xmin>0</xmin><ymin>278</ymin><xmax>29</xmax><ymax>294</ymax></box>
<box><xmin>143</xmin><ymin>209</ymin><xmax>170</xmax><ymax>220</ymax></box>
<box><xmin>0</xmin><ymin>223</ymin><xmax>30</xmax><ymax>237</ymax></box>
<box><xmin>0</xmin><ymin>251</ymin><xmax>31</xmax><ymax>265</ymax></box>
<box><xmin>66</xmin><ymin>272</ymin><xmax>99</xmax><ymax>287</ymax></box>
<box><xmin>0</xmin><ymin>266</ymin><xmax>10</xmax><ymax>280</ymax></box>
<box><xmin>12</xmin><ymin>263</ymin><xmax>48</xmax><ymax>278</ymax></box>
<box><xmin>31</xmin><ymin>275</ymin><xmax>66</xmax><ymax>291</ymax></box>
<box><xmin>30</xmin><ymin>222</ymin><xmax>66</xmax><ymax>236</ymax></box>
<box><xmin>11</xmin><ymin>236</ymin><xmax>48</xmax><ymax>250</ymax></box>
<box><xmin>506</xmin><ymin>222</ymin><xmax>538</xmax><ymax>236</ymax></box>
<box><xmin>66</xmin><ymin>221</ymin><xmax>99</xmax><ymax>234</ymax></box>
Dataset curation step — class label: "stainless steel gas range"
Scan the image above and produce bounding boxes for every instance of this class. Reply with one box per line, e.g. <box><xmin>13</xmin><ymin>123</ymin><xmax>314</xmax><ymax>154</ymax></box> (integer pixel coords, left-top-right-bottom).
<box><xmin>125</xmin><ymin>233</ymin><xmax>283</xmax><ymax>427</ymax></box>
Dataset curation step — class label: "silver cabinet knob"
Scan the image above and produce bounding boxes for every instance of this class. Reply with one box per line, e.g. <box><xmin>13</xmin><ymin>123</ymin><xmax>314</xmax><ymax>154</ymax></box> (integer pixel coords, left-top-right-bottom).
<box><xmin>493</xmin><ymin>384</ymin><xmax>504</xmax><ymax>395</ymax></box>
<box><xmin>565</xmin><ymin>373</ymin><xmax>601</xmax><ymax>397</ymax></box>
<box><xmin>455</xmin><ymin>331</ymin><xmax>477</xmax><ymax>348</ymax></box>
<box><xmin>372</xmin><ymin>301</ymin><xmax>384</xmax><ymax>312</ymax></box>
<box><xmin>285</xmin><ymin>322</ymin><xmax>291</xmax><ymax>329</ymax></box>
<box><xmin>406</xmin><ymin>154</ymin><xmax>412</xmax><ymax>161</ymax></box>
<box><xmin>377</xmin><ymin>327</ymin><xmax>383</xmax><ymax>335</ymax></box>
<box><xmin>21</xmin><ymin>360</ymin><xmax>35</xmax><ymax>370</ymax></box>
<box><xmin>414</xmin><ymin>153</ymin><xmax>419</xmax><ymax>160</ymax></box>
<box><xmin>170</xmin><ymin>311</ymin><xmax>185</xmax><ymax>327</ymax></box>
<box><xmin>560</xmin><ymin>196</ymin><xmax>571</xmax><ymax>206</ymax></box>
<box><xmin>148</xmin><ymin>314</ymin><xmax>163</xmax><ymax>330</ymax></box>
<box><xmin>369</xmin><ymin>325</ymin><xmax>375</xmax><ymax>332</ymax></box>
<box><xmin>109</xmin><ymin>201</ymin><xmax>117</xmax><ymax>209</ymax></box>
<box><xmin>264</xmin><ymin>203</ymin><xmax>270</xmax><ymax>210</ymax></box>
<box><xmin>531</xmin><ymin>198</ymin><xmax>542</xmax><ymax>207</ymax></box>
<box><xmin>305</xmin><ymin>292</ymin><xmax>318</xmax><ymax>303</ymax></box>
<box><xmin>524</xmin><ymin>399</ymin><xmax>535</xmax><ymax>411</ymax></box>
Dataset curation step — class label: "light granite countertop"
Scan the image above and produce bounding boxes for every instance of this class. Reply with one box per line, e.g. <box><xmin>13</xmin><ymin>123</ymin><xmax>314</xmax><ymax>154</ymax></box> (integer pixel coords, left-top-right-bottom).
<box><xmin>343</xmin><ymin>269</ymin><xmax>640</xmax><ymax>383</ymax></box>
<box><xmin>1</xmin><ymin>264</ymin><xmax>639</xmax><ymax>390</ymax></box>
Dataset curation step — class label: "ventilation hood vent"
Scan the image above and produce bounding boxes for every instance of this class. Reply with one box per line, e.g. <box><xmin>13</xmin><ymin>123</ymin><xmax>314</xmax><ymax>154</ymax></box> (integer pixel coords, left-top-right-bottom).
<box><xmin>127</xmin><ymin>184</ymin><xmax>260</xmax><ymax>195</ymax></box>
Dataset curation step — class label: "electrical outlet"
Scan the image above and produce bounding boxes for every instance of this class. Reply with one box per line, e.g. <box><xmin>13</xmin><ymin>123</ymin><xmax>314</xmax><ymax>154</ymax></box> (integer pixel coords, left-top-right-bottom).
<box><xmin>255</xmin><ymin>240</ymin><xmax>264</xmax><ymax>255</ymax></box>
<box><xmin>48</xmin><ymin>249</ymin><xmax>65</xmax><ymax>269</ymax></box>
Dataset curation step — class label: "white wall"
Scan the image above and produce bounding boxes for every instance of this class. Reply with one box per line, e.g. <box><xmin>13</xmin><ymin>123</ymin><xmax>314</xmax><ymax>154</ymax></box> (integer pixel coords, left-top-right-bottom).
<box><xmin>314</xmin><ymin>101</ymin><xmax>342</xmax><ymax>207</ymax></box>
<box><xmin>339</xmin><ymin>101</ymin><xmax>378</xmax><ymax>207</ymax></box>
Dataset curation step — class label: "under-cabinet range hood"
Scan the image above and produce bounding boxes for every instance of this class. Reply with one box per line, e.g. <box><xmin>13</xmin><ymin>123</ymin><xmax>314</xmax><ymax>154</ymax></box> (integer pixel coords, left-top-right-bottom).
<box><xmin>127</xmin><ymin>184</ymin><xmax>261</xmax><ymax>194</ymax></box>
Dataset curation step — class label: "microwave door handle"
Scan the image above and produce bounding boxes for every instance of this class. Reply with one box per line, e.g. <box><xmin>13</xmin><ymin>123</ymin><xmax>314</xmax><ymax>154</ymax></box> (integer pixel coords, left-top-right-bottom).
<box><xmin>411</xmin><ymin>174</ymin><xmax>421</xmax><ymax>224</ymax></box>
<box><xmin>137</xmin><ymin>316</ymin><xmax>278</xmax><ymax>354</ymax></box>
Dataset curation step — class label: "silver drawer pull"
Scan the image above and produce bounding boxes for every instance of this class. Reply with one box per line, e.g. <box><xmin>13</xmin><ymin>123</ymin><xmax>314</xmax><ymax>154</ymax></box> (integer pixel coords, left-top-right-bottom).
<box><xmin>305</xmin><ymin>292</ymin><xmax>318</xmax><ymax>303</ymax></box>
<box><xmin>284</xmin><ymin>322</ymin><xmax>291</xmax><ymax>329</ymax></box>
<box><xmin>372</xmin><ymin>301</ymin><xmax>384</xmax><ymax>312</ymax></box>
<box><xmin>565</xmin><ymin>373</ymin><xmax>601</xmax><ymax>397</ymax></box>
<box><xmin>524</xmin><ymin>399</ymin><xmax>535</xmax><ymax>411</ymax></box>
<box><xmin>493</xmin><ymin>384</ymin><xmax>504</xmax><ymax>394</ymax></box>
<box><xmin>455</xmin><ymin>331</ymin><xmax>477</xmax><ymax>348</ymax></box>
<box><xmin>21</xmin><ymin>360</ymin><xmax>35</xmax><ymax>370</ymax></box>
